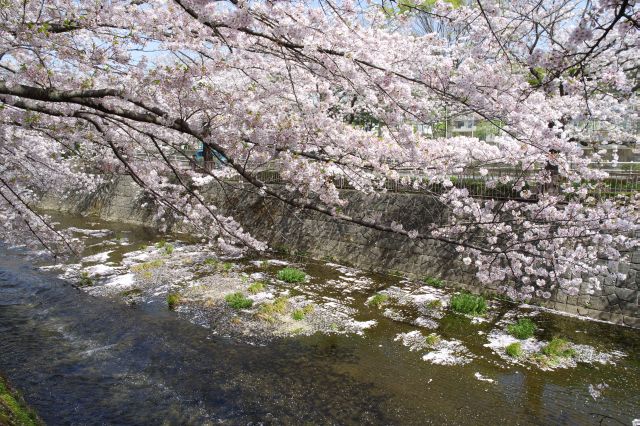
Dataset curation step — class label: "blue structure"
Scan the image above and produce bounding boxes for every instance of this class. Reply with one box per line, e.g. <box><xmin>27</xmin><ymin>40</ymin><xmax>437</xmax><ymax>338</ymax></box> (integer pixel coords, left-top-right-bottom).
<box><xmin>195</xmin><ymin>143</ymin><xmax>227</xmax><ymax>164</ymax></box>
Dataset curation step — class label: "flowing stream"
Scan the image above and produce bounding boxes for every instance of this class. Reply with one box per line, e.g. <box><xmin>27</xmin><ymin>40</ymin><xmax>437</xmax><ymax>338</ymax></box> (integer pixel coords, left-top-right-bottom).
<box><xmin>0</xmin><ymin>213</ymin><xmax>639</xmax><ymax>425</ymax></box>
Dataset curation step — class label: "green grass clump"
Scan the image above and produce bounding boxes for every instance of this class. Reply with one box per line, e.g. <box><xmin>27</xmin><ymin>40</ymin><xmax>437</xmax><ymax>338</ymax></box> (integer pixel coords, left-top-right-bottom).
<box><xmin>541</xmin><ymin>338</ymin><xmax>575</xmax><ymax>358</ymax></box>
<box><xmin>0</xmin><ymin>376</ymin><xmax>41</xmax><ymax>426</ymax></box>
<box><xmin>167</xmin><ymin>293</ymin><xmax>181</xmax><ymax>310</ymax></box>
<box><xmin>277</xmin><ymin>267</ymin><xmax>307</xmax><ymax>283</ymax></box>
<box><xmin>506</xmin><ymin>342</ymin><xmax>523</xmax><ymax>358</ymax></box>
<box><xmin>270</xmin><ymin>296</ymin><xmax>289</xmax><ymax>314</ymax></box>
<box><xmin>450</xmin><ymin>293</ymin><xmax>487</xmax><ymax>316</ymax></box>
<box><xmin>507</xmin><ymin>318</ymin><xmax>537</xmax><ymax>339</ymax></box>
<box><xmin>78</xmin><ymin>271</ymin><xmax>93</xmax><ymax>287</ymax></box>
<box><xmin>425</xmin><ymin>299</ymin><xmax>442</xmax><ymax>309</ymax></box>
<box><xmin>256</xmin><ymin>296</ymin><xmax>289</xmax><ymax>322</ymax></box>
<box><xmin>292</xmin><ymin>304</ymin><xmax>314</xmax><ymax>321</ymax></box>
<box><xmin>201</xmin><ymin>258</ymin><xmax>233</xmax><ymax>273</ymax></box>
<box><xmin>423</xmin><ymin>276</ymin><xmax>444</xmax><ymax>288</ymax></box>
<box><xmin>131</xmin><ymin>259</ymin><xmax>164</xmax><ymax>272</ymax></box>
<box><xmin>425</xmin><ymin>333</ymin><xmax>441</xmax><ymax>346</ymax></box>
<box><xmin>225</xmin><ymin>292</ymin><xmax>253</xmax><ymax>309</ymax></box>
<box><xmin>163</xmin><ymin>243</ymin><xmax>174</xmax><ymax>255</ymax></box>
<box><xmin>156</xmin><ymin>240</ymin><xmax>167</xmax><ymax>248</ymax></box>
<box><xmin>368</xmin><ymin>293</ymin><xmax>389</xmax><ymax>308</ymax></box>
<box><xmin>247</xmin><ymin>281</ymin><xmax>265</xmax><ymax>294</ymax></box>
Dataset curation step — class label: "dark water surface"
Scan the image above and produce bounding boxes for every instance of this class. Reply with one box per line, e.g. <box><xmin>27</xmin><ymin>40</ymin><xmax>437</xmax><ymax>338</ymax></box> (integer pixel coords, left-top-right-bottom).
<box><xmin>1</xmin><ymin>221</ymin><xmax>639</xmax><ymax>424</ymax></box>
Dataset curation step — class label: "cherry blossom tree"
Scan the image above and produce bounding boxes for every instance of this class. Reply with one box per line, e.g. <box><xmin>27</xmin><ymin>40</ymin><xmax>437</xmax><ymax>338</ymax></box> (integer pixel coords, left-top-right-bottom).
<box><xmin>0</xmin><ymin>0</ymin><xmax>638</xmax><ymax>299</ymax></box>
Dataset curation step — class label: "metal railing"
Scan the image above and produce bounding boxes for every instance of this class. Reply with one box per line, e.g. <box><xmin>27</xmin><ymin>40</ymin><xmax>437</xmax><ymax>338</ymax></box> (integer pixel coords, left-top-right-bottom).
<box><xmin>177</xmin><ymin>156</ymin><xmax>639</xmax><ymax>201</ymax></box>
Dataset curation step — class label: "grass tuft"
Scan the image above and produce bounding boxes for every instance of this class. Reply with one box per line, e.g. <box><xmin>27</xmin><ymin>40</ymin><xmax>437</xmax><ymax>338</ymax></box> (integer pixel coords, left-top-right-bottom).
<box><xmin>256</xmin><ymin>296</ymin><xmax>288</xmax><ymax>322</ymax></box>
<box><xmin>425</xmin><ymin>333</ymin><xmax>441</xmax><ymax>346</ymax></box>
<box><xmin>247</xmin><ymin>281</ymin><xmax>265</xmax><ymax>294</ymax></box>
<box><xmin>277</xmin><ymin>268</ymin><xmax>307</xmax><ymax>283</ymax></box>
<box><xmin>368</xmin><ymin>293</ymin><xmax>389</xmax><ymax>308</ymax></box>
<box><xmin>225</xmin><ymin>292</ymin><xmax>253</xmax><ymax>309</ymax></box>
<box><xmin>292</xmin><ymin>303</ymin><xmax>315</xmax><ymax>321</ymax></box>
<box><xmin>78</xmin><ymin>271</ymin><xmax>93</xmax><ymax>287</ymax></box>
<box><xmin>506</xmin><ymin>342</ymin><xmax>523</xmax><ymax>358</ymax></box>
<box><xmin>450</xmin><ymin>293</ymin><xmax>487</xmax><ymax>316</ymax></box>
<box><xmin>423</xmin><ymin>276</ymin><xmax>444</xmax><ymax>288</ymax></box>
<box><xmin>201</xmin><ymin>258</ymin><xmax>233</xmax><ymax>273</ymax></box>
<box><xmin>0</xmin><ymin>376</ymin><xmax>41</xmax><ymax>426</ymax></box>
<box><xmin>167</xmin><ymin>293</ymin><xmax>181</xmax><ymax>310</ymax></box>
<box><xmin>541</xmin><ymin>338</ymin><xmax>575</xmax><ymax>358</ymax></box>
<box><xmin>131</xmin><ymin>259</ymin><xmax>164</xmax><ymax>272</ymax></box>
<box><xmin>507</xmin><ymin>318</ymin><xmax>537</xmax><ymax>339</ymax></box>
<box><xmin>155</xmin><ymin>240</ymin><xmax>174</xmax><ymax>255</ymax></box>
<box><xmin>425</xmin><ymin>299</ymin><xmax>442</xmax><ymax>309</ymax></box>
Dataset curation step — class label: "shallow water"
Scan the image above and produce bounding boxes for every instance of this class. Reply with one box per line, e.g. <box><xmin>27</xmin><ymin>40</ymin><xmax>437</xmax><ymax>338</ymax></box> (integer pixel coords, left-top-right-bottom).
<box><xmin>1</xmin><ymin>214</ymin><xmax>639</xmax><ymax>425</ymax></box>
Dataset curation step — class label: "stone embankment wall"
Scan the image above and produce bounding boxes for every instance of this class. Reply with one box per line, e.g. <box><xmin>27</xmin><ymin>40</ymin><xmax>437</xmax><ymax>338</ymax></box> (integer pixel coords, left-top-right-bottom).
<box><xmin>39</xmin><ymin>176</ymin><xmax>640</xmax><ymax>327</ymax></box>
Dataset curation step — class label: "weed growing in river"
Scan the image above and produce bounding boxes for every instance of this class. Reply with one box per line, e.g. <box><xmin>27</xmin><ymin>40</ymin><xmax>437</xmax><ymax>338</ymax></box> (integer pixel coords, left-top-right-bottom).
<box><xmin>425</xmin><ymin>299</ymin><xmax>442</xmax><ymax>309</ymax></box>
<box><xmin>425</xmin><ymin>333</ymin><xmax>441</xmax><ymax>346</ymax></box>
<box><xmin>163</xmin><ymin>243</ymin><xmax>174</xmax><ymax>255</ymax></box>
<box><xmin>450</xmin><ymin>293</ymin><xmax>487</xmax><ymax>316</ymax></box>
<box><xmin>271</xmin><ymin>297</ymin><xmax>289</xmax><ymax>313</ymax></box>
<box><xmin>201</xmin><ymin>258</ymin><xmax>233</xmax><ymax>274</ymax></box>
<box><xmin>507</xmin><ymin>318</ymin><xmax>537</xmax><ymax>339</ymax></box>
<box><xmin>542</xmin><ymin>338</ymin><xmax>575</xmax><ymax>358</ymax></box>
<box><xmin>256</xmin><ymin>296</ymin><xmax>289</xmax><ymax>322</ymax></box>
<box><xmin>225</xmin><ymin>292</ymin><xmax>253</xmax><ymax>309</ymax></box>
<box><xmin>277</xmin><ymin>268</ymin><xmax>306</xmax><ymax>283</ymax></box>
<box><xmin>423</xmin><ymin>276</ymin><xmax>444</xmax><ymax>288</ymax></box>
<box><xmin>248</xmin><ymin>281</ymin><xmax>265</xmax><ymax>294</ymax></box>
<box><xmin>506</xmin><ymin>342</ymin><xmax>523</xmax><ymax>358</ymax></box>
<box><xmin>368</xmin><ymin>293</ymin><xmax>389</xmax><ymax>308</ymax></box>
<box><xmin>167</xmin><ymin>293</ymin><xmax>181</xmax><ymax>310</ymax></box>
<box><xmin>131</xmin><ymin>259</ymin><xmax>164</xmax><ymax>272</ymax></box>
<box><xmin>78</xmin><ymin>271</ymin><xmax>93</xmax><ymax>287</ymax></box>
<box><xmin>292</xmin><ymin>304</ymin><xmax>314</xmax><ymax>321</ymax></box>
<box><xmin>0</xmin><ymin>376</ymin><xmax>40</xmax><ymax>426</ymax></box>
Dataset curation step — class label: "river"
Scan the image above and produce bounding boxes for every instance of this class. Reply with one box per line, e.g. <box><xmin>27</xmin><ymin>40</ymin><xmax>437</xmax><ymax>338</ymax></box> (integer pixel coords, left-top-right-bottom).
<box><xmin>0</xmin><ymin>214</ymin><xmax>639</xmax><ymax>425</ymax></box>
